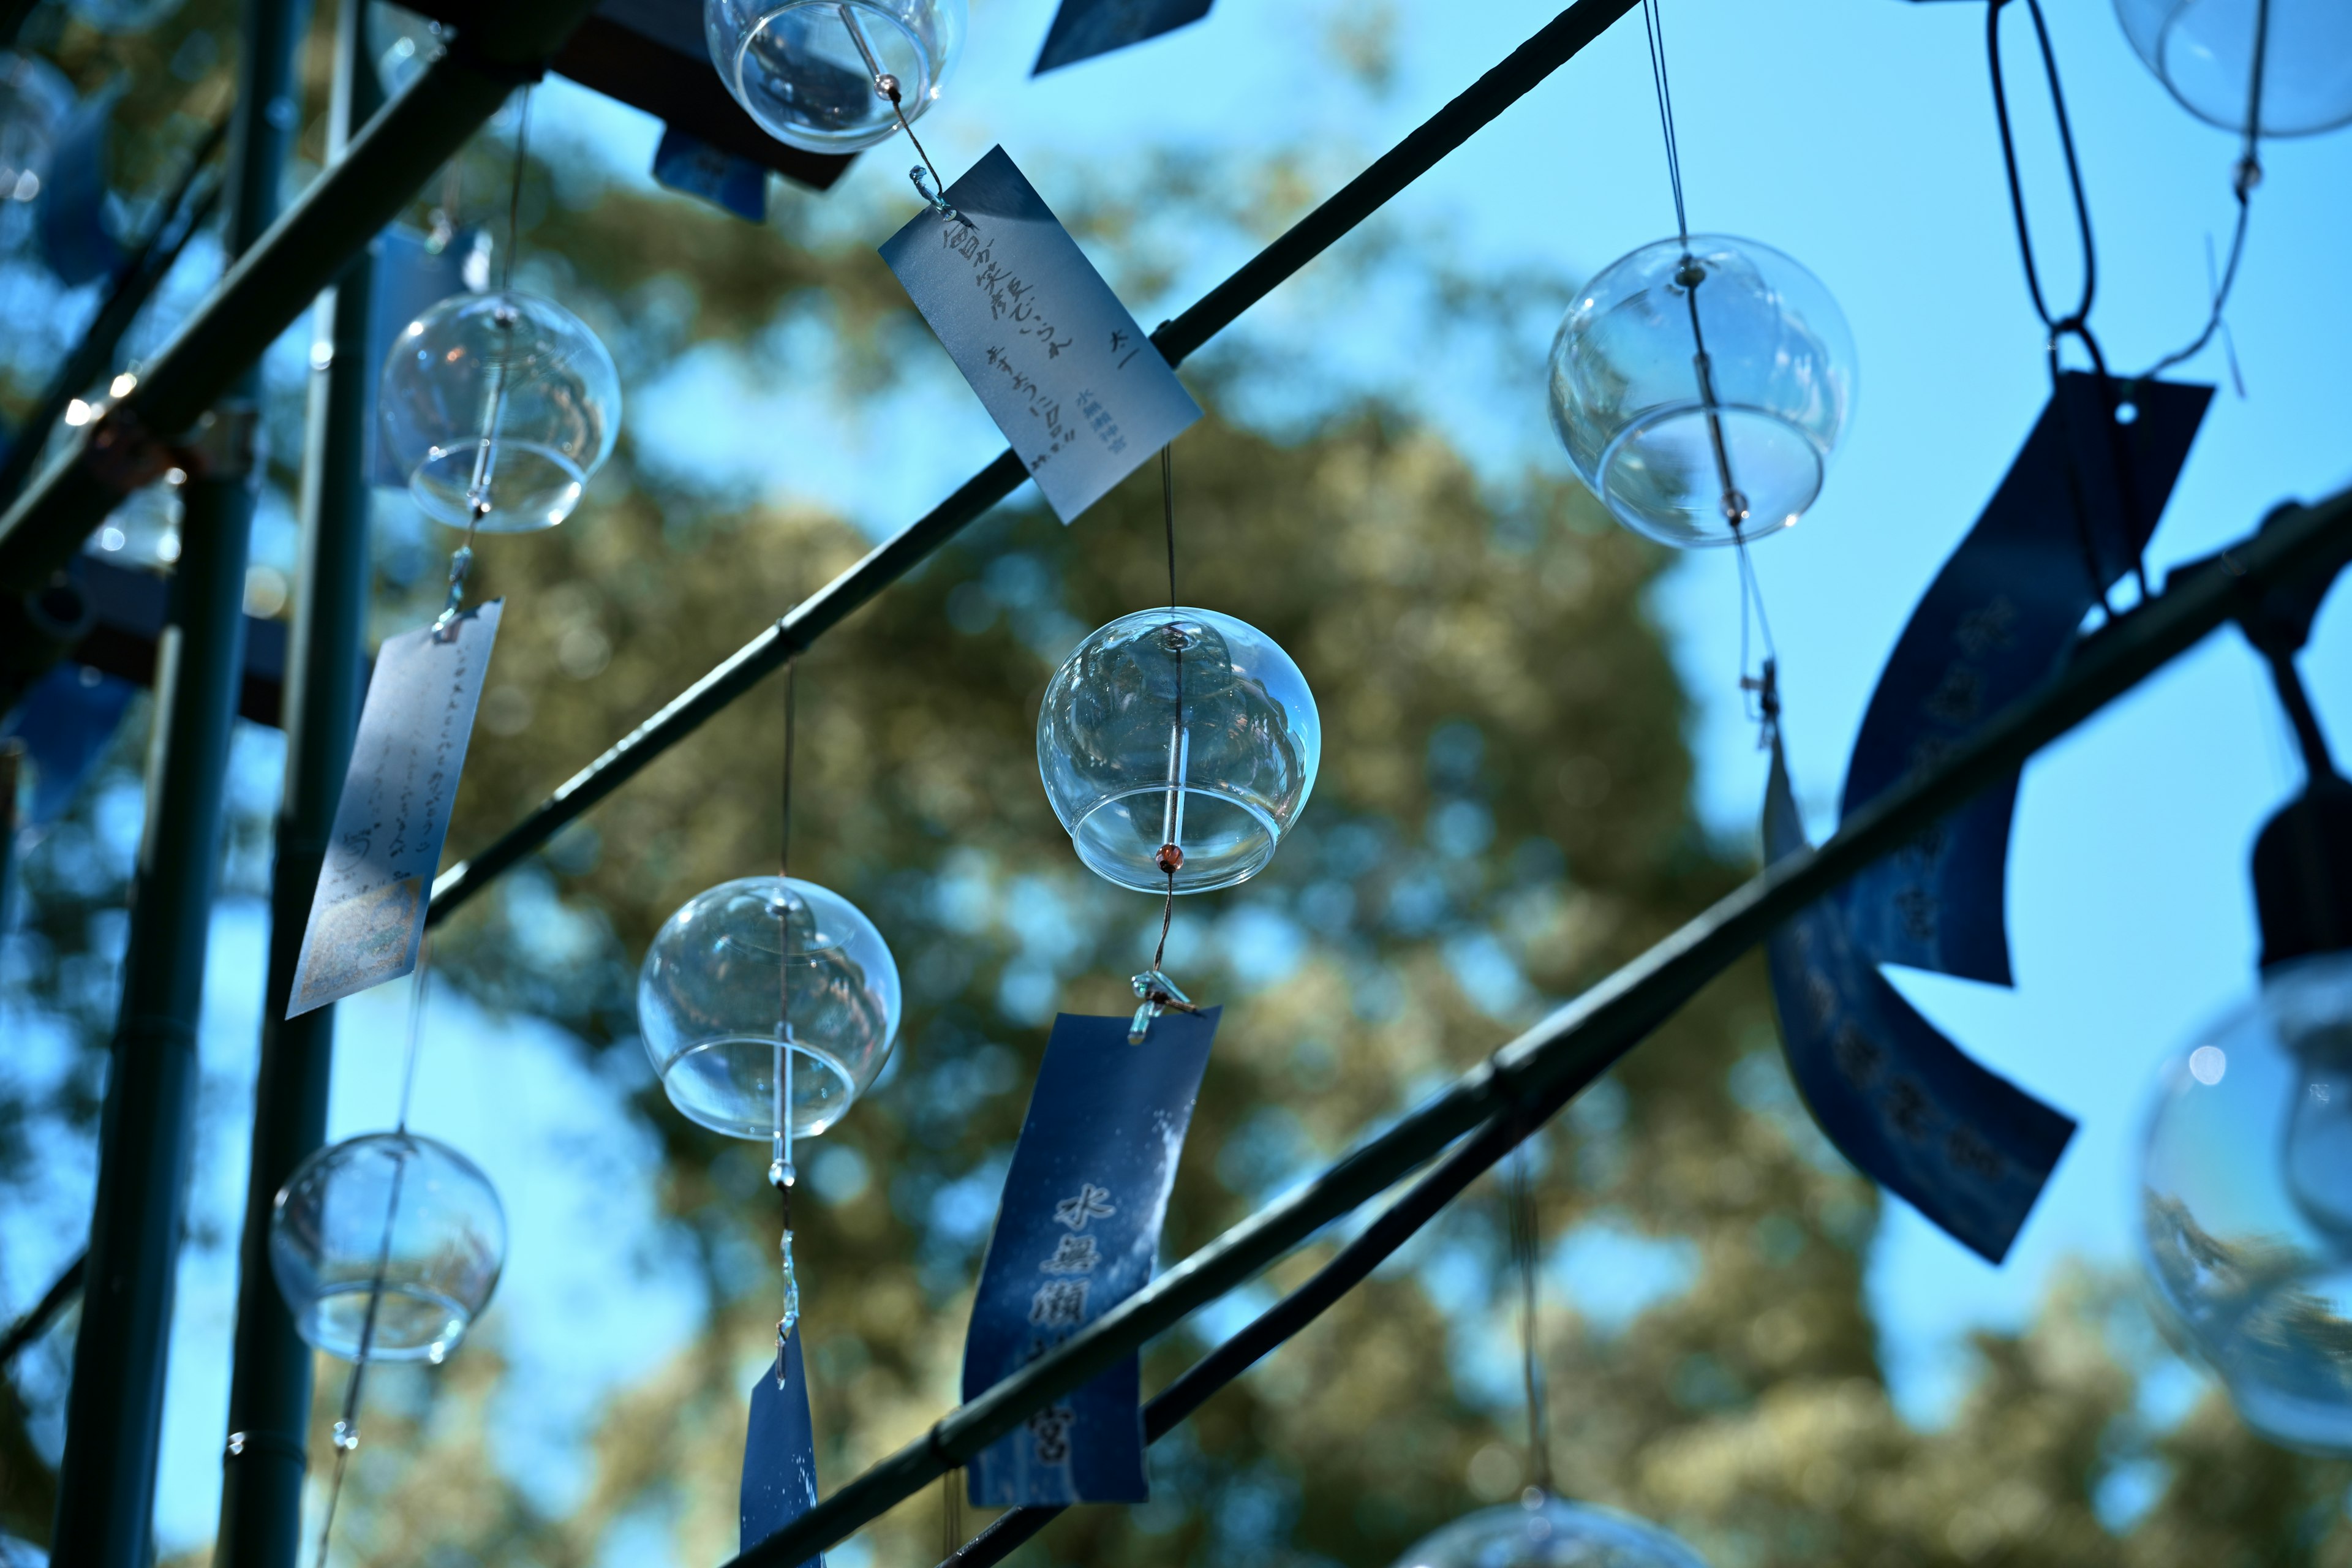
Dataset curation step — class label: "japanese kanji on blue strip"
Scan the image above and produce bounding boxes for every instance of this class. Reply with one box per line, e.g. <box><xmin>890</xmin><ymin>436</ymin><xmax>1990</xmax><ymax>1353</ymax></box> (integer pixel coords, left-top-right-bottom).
<box><xmin>1838</xmin><ymin>374</ymin><xmax>2210</xmax><ymax>984</ymax></box>
<box><xmin>962</xmin><ymin>1007</ymin><xmax>1219</xmax><ymax>1506</ymax></box>
<box><xmin>1765</xmin><ymin>733</ymin><xmax>2074</xmax><ymax>1263</ymax></box>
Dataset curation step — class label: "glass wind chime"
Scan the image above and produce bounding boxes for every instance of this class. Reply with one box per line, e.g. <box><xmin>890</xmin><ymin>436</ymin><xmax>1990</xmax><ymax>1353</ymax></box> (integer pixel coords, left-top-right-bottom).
<box><xmin>638</xmin><ymin>662</ymin><xmax>902</xmax><ymax>1378</ymax></box>
<box><xmin>374</xmin><ymin>88</ymin><xmax>621</xmax><ymax>625</ymax></box>
<box><xmin>1547</xmin><ymin>2</ymin><xmax>1853</xmax><ymax>554</ymax></box>
<box><xmin>1390</xmin><ymin>1148</ymin><xmax>1713</xmax><ymax>1568</ymax></box>
<box><xmin>1035</xmin><ymin>447</ymin><xmax>1321</xmax><ymax>1038</ymax></box>
<box><xmin>706</xmin><ymin>0</ymin><xmax>965</xmax><ymax>157</ymax></box>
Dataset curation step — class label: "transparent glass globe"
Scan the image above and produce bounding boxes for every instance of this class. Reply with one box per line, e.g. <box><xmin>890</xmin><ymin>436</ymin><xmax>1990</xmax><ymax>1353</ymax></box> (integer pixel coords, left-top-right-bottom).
<box><xmin>376</xmin><ymin>290</ymin><xmax>620</xmax><ymax>533</ymax></box>
<box><xmin>639</xmin><ymin>876</ymin><xmax>902</xmax><ymax>1140</ymax></box>
<box><xmin>1548</xmin><ymin>235</ymin><xmax>1856</xmax><ymax>549</ymax></box>
<box><xmin>269</xmin><ymin>1132</ymin><xmax>507</xmax><ymax>1365</ymax></box>
<box><xmin>2139</xmin><ymin>951</ymin><xmax>2352</xmax><ymax>1453</ymax></box>
<box><xmin>2116</xmin><ymin>0</ymin><xmax>2352</xmax><ymax>137</ymax></box>
<box><xmin>704</xmin><ymin>0</ymin><xmax>964</xmax><ymax>154</ymax></box>
<box><xmin>0</xmin><ymin>53</ymin><xmax>71</xmax><ymax>219</ymax></box>
<box><xmin>1038</xmin><ymin>606</ymin><xmax>1319</xmax><ymax>895</ymax></box>
<box><xmin>1390</xmin><ymin>1494</ymin><xmax>1711</xmax><ymax>1568</ymax></box>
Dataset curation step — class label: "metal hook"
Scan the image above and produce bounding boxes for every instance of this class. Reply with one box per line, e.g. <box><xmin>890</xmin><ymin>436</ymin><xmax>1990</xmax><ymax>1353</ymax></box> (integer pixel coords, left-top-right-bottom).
<box><xmin>1128</xmin><ymin>968</ymin><xmax>1197</xmax><ymax>1045</ymax></box>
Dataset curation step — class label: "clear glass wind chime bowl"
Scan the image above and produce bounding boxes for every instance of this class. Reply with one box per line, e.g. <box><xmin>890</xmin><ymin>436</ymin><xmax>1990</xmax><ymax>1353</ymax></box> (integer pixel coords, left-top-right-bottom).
<box><xmin>638</xmin><ymin>876</ymin><xmax>903</xmax><ymax>1140</ymax></box>
<box><xmin>704</xmin><ymin>0</ymin><xmax>965</xmax><ymax>153</ymax></box>
<box><xmin>2114</xmin><ymin>0</ymin><xmax>2352</xmax><ymax>137</ymax></box>
<box><xmin>2139</xmin><ymin>949</ymin><xmax>2352</xmax><ymax>1453</ymax></box>
<box><xmin>377</xmin><ymin>290</ymin><xmax>621</xmax><ymax>532</ymax></box>
<box><xmin>269</xmin><ymin>1131</ymin><xmax>508</xmax><ymax>1365</ymax></box>
<box><xmin>1038</xmin><ymin>606</ymin><xmax>1320</xmax><ymax>895</ymax></box>
<box><xmin>1390</xmin><ymin>1494</ymin><xmax>1713</xmax><ymax>1568</ymax></box>
<box><xmin>1548</xmin><ymin>235</ymin><xmax>1855</xmax><ymax>549</ymax></box>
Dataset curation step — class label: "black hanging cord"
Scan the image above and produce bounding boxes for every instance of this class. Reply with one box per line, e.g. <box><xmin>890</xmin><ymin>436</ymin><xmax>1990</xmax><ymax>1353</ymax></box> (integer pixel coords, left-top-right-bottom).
<box><xmin>2135</xmin><ymin>0</ymin><xmax>2268</xmax><ymax>386</ymax></box>
<box><xmin>1507</xmin><ymin>1147</ymin><xmax>1553</xmax><ymax>1498</ymax></box>
<box><xmin>1985</xmin><ymin>0</ymin><xmax>2152</xmax><ymax>608</ymax></box>
<box><xmin>1638</xmin><ymin>0</ymin><xmax>1689</xmax><ymax>245</ymax></box>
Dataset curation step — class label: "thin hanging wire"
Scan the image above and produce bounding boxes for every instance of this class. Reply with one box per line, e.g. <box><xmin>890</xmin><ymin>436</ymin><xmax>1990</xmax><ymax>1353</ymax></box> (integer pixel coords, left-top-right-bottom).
<box><xmin>2135</xmin><ymin>0</ymin><xmax>2267</xmax><ymax>386</ymax></box>
<box><xmin>835</xmin><ymin>2</ymin><xmax>960</xmax><ymax>219</ymax></box>
<box><xmin>1734</xmin><ymin>532</ymin><xmax>1779</xmax><ymax>741</ymax></box>
<box><xmin>1639</xmin><ymin>0</ymin><xmax>1689</xmax><ymax>246</ymax></box>
<box><xmin>439</xmin><ymin>87</ymin><xmax>535</xmax><ymax>632</ymax></box>
<box><xmin>1151</xmin><ymin>444</ymin><xmax>1180</xmax><ymax>976</ymax></box>
<box><xmin>307</xmin><ymin>940</ymin><xmax>434</xmax><ymax>1568</ymax></box>
<box><xmin>774</xmin><ymin>658</ymin><xmax>800</xmax><ymax>1384</ymax></box>
<box><xmin>1507</xmin><ymin>1147</ymin><xmax>1553</xmax><ymax>1499</ymax></box>
<box><xmin>1985</xmin><ymin>0</ymin><xmax>2150</xmax><ymax>609</ymax></box>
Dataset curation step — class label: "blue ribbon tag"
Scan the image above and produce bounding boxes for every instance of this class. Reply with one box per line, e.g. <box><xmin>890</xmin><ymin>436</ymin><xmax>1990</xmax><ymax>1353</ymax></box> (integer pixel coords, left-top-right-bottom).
<box><xmin>963</xmin><ymin>1007</ymin><xmax>1219</xmax><ymax>1506</ymax></box>
<box><xmin>880</xmin><ymin>146</ymin><xmax>1202</xmax><ymax>525</ymax></box>
<box><xmin>653</xmin><ymin>125</ymin><xmax>769</xmax><ymax>224</ymax></box>
<box><xmin>1</xmin><ymin>663</ymin><xmax>136</xmax><ymax>824</ymax></box>
<box><xmin>285</xmin><ymin>605</ymin><xmax>501</xmax><ymax>1017</ymax></box>
<box><xmin>1765</xmin><ymin>733</ymin><xmax>2074</xmax><ymax>1262</ymax></box>
<box><xmin>741</xmin><ymin>1327</ymin><xmax>823</xmax><ymax>1564</ymax></box>
<box><xmin>366</xmin><ymin>227</ymin><xmax>480</xmax><ymax>488</ymax></box>
<box><xmin>1838</xmin><ymin>374</ymin><xmax>2210</xmax><ymax>983</ymax></box>
<box><xmin>37</xmin><ymin>90</ymin><xmax>125</xmax><ymax>287</ymax></box>
<box><xmin>1032</xmin><ymin>0</ymin><xmax>1213</xmax><ymax>74</ymax></box>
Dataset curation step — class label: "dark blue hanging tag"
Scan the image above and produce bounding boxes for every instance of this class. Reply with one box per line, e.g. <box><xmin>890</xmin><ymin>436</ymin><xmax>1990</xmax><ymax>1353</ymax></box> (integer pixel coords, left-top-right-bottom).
<box><xmin>0</xmin><ymin>663</ymin><xmax>136</xmax><ymax>824</ymax></box>
<box><xmin>1838</xmin><ymin>374</ymin><xmax>2211</xmax><ymax>983</ymax></box>
<box><xmin>741</xmin><ymin>1327</ymin><xmax>823</xmax><ymax>1565</ymax></box>
<box><xmin>962</xmin><ymin>1006</ymin><xmax>1219</xmax><ymax>1506</ymax></box>
<box><xmin>1032</xmin><ymin>0</ymin><xmax>1213</xmax><ymax>74</ymax></box>
<box><xmin>1765</xmin><ymin>733</ymin><xmax>2074</xmax><ymax>1263</ymax></box>
<box><xmin>365</xmin><ymin>227</ymin><xmax>480</xmax><ymax>488</ymax></box>
<box><xmin>652</xmin><ymin>125</ymin><xmax>769</xmax><ymax>224</ymax></box>
<box><xmin>37</xmin><ymin>91</ymin><xmax>126</xmax><ymax>287</ymax></box>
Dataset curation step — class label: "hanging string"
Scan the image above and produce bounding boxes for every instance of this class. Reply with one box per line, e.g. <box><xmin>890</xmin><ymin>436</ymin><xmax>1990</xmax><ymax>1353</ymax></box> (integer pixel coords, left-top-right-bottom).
<box><xmin>2135</xmin><ymin>0</ymin><xmax>2267</xmax><ymax>387</ymax></box>
<box><xmin>1985</xmin><ymin>0</ymin><xmax>2152</xmax><ymax>611</ymax></box>
<box><xmin>1506</xmin><ymin>1146</ymin><xmax>1553</xmax><ymax>1499</ymax></box>
<box><xmin>1638</xmin><ymin>0</ymin><xmax>1689</xmax><ymax>247</ymax></box>
<box><xmin>307</xmin><ymin>940</ymin><xmax>434</xmax><ymax>1568</ymax></box>
<box><xmin>438</xmin><ymin>86</ymin><xmax>535</xmax><ymax>633</ymax></box>
<box><xmin>1733</xmin><ymin>532</ymin><xmax>1779</xmax><ymax>742</ymax></box>
<box><xmin>774</xmin><ymin>657</ymin><xmax>800</xmax><ymax>1384</ymax></box>
<box><xmin>834</xmin><ymin>2</ymin><xmax>961</xmax><ymax>221</ymax></box>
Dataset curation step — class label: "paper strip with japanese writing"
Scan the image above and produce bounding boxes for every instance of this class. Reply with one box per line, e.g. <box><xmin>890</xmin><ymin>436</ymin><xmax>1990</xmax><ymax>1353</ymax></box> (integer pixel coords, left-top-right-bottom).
<box><xmin>879</xmin><ymin>145</ymin><xmax>1202</xmax><ymax>525</ymax></box>
<box><xmin>286</xmin><ymin>604</ymin><xmax>501</xmax><ymax>1017</ymax></box>
<box><xmin>962</xmin><ymin>1007</ymin><xmax>1219</xmax><ymax>1505</ymax></box>
<box><xmin>1766</xmin><ymin>733</ymin><xmax>2073</xmax><ymax>1263</ymax></box>
<box><xmin>1838</xmin><ymin>374</ymin><xmax>2209</xmax><ymax>984</ymax></box>
<box><xmin>741</xmin><ymin>1327</ymin><xmax>823</xmax><ymax>1566</ymax></box>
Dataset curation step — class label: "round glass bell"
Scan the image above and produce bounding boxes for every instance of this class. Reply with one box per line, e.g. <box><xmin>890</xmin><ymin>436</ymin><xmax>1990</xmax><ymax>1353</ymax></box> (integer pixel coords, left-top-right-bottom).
<box><xmin>1038</xmin><ymin>606</ymin><xmax>1319</xmax><ymax>895</ymax></box>
<box><xmin>269</xmin><ymin>1131</ymin><xmax>507</xmax><ymax>1365</ymax></box>
<box><xmin>0</xmin><ymin>53</ymin><xmax>70</xmax><ymax>218</ymax></box>
<box><xmin>2115</xmin><ymin>0</ymin><xmax>2352</xmax><ymax>138</ymax></box>
<box><xmin>1390</xmin><ymin>1494</ymin><xmax>1711</xmax><ymax>1568</ymax></box>
<box><xmin>376</xmin><ymin>290</ymin><xmax>620</xmax><ymax>533</ymax></box>
<box><xmin>704</xmin><ymin>0</ymin><xmax>964</xmax><ymax>154</ymax></box>
<box><xmin>1547</xmin><ymin>235</ymin><xmax>1856</xmax><ymax>549</ymax></box>
<box><xmin>639</xmin><ymin>876</ymin><xmax>902</xmax><ymax>1140</ymax></box>
<box><xmin>2139</xmin><ymin>951</ymin><xmax>2352</xmax><ymax>1453</ymax></box>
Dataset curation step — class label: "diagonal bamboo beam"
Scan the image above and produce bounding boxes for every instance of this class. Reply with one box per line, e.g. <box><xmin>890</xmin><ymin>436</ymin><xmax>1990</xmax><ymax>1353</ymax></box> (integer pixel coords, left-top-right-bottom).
<box><xmin>423</xmin><ymin>0</ymin><xmax>1648</xmax><ymax>925</ymax></box>
<box><xmin>730</xmin><ymin>488</ymin><xmax>2352</xmax><ymax>1568</ymax></box>
<box><xmin>0</xmin><ymin>0</ymin><xmax>609</xmax><ymax>594</ymax></box>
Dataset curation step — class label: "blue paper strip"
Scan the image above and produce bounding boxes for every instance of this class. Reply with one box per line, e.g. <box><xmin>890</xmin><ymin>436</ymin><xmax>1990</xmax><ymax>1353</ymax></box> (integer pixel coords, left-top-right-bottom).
<box><xmin>963</xmin><ymin>1008</ymin><xmax>1219</xmax><ymax>1506</ymax></box>
<box><xmin>1766</xmin><ymin>734</ymin><xmax>2074</xmax><ymax>1263</ymax></box>
<box><xmin>653</xmin><ymin>125</ymin><xmax>769</xmax><ymax>224</ymax></box>
<box><xmin>1</xmin><ymin>663</ymin><xmax>136</xmax><ymax>825</ymax></box>
<box><xmin>37</xmin><ymin>91</ymin><xmax>125</xmax><ymax>287</ymax></box>
<box><xmin>366</xmin><ymin>227</ymin><xmax>478</xmax><ymax>488</ymax></box>
<box><xmin>1032</xmin><ymin>0</ymin><xmax>1212</xmax><ymax>74</ymax></box>
<box><xmin>1838</xmin><ymin>374</ymin><xmax>2210</xmax><ymax>984</ymax></box>
<box><xmin>741</xmin><ymin>1328</ymin><xmax>823</xmax><ymax>1565</ymax></box>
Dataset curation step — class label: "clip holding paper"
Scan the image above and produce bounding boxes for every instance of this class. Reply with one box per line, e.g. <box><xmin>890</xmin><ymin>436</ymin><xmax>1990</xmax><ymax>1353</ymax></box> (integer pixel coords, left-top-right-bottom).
<box><xmin>1128</xmin><ymin>968</ymin><xmax>1197</xmax><ymax>1044</ymax></box>
<box><xmin>910</xmin><ymin>166</ymin><xmax>967</xmax><ymax>226</ymax></box>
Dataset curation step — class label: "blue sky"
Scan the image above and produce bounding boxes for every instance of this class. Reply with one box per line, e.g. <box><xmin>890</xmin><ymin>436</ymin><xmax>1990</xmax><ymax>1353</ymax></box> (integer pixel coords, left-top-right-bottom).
<box><xmin>10</xmin><ymin>0</ymin><xmax>2352</xmax><ymax>1552</ymax></box>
